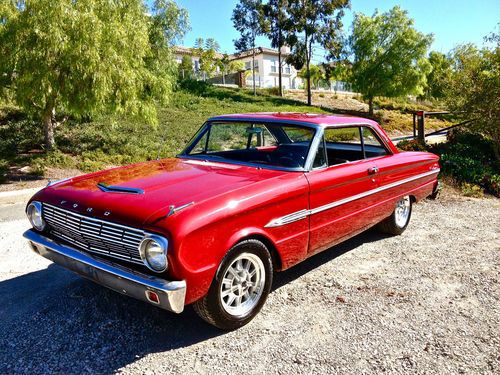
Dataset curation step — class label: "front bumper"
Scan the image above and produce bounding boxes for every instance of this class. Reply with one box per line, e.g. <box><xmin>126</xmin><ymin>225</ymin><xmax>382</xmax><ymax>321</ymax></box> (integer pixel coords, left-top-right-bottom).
<box><xmin>23</xmin><ymin>229</ymin><xmax>186</xmax><ymax>313</ymax></box>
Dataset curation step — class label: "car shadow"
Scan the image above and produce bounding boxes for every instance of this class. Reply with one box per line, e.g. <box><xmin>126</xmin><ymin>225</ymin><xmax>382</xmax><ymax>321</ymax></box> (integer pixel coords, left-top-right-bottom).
<box><xmin>273</xmin><ymin>228</ymin><xmax>390</xmax><ymax>290</ymax></box>
<box><xmin>0</xmin><ymin>228</ymin><xmax>389</xmax><ymax>374</ymax></box>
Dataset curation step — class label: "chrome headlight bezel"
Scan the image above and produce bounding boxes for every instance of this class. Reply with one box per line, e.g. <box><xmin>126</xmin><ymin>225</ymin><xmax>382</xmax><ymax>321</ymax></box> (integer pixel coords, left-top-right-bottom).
<box><xmin>138</xmin><ymin>234</ymin><xmax>168</xmax><ymax>273</ymax></box>
<box><xmin>26</xmin><ymin>201</ymin><xmax>46</xmax><ymax>231</ymax></box>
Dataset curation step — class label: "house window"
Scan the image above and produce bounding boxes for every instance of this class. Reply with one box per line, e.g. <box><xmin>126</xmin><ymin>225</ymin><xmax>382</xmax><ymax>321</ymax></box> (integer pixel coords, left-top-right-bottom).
<box><xmin>245</xmin><ymin>61</ymin><xmax>259</xmax><ymax>72</ymax></box>
<box><xmin>271</xmin><ymin>64</ymin><xmax>277</xmax><ymax>73</ymax></box>
<box><xmin>284</xmin><ymin>64</ymin><xmax>291</xmax><ymax>74</ymax></box>
<box><xmin>194</xmin><ymin>60</ymin><xmax>200</xmax><ymax>71</ymax></box>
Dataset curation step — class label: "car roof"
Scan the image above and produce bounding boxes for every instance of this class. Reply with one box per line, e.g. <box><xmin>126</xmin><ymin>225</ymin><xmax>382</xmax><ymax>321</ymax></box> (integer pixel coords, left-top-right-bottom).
<box><xmin>207</xmin><ymin>112</ymin><xmax>379</xmax><ymax>128</ymax></box>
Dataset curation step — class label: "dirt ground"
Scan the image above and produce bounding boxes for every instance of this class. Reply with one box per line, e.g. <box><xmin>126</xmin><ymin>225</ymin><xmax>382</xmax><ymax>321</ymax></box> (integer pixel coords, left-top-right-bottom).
<box><xmin>0</xmin><ymin>188</ymin><xmax>498</xmax><ymax>374</ymax></box>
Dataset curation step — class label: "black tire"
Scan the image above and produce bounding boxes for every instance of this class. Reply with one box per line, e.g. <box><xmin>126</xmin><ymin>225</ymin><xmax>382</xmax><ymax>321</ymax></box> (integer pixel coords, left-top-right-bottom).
<box><xmin>193</xmin><ymin>239</ymin><xmax>273</xmax><ymax>330</ymax></box>
<box><xmin>377</xmin><ymin>196</ymin><xmax>413</xmax><ymax>235</ymax></box>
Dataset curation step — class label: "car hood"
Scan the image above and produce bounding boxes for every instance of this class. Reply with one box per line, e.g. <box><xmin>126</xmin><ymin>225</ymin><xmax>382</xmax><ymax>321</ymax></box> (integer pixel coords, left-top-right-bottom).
<box><xmin>33</xmin><ymin>158</ymin><xmax>286</xmax><ymax>228</ymax></box>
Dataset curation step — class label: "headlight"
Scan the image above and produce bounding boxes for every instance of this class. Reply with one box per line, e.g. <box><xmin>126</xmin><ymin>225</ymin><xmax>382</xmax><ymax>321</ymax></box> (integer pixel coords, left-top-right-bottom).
<box><xmin>139</xmin><ymin>235</ymin><xmax>168</xmax><ymax>272</ymax></box>
<box><xmin>26</xmin><ymin>201</ymin><xmax>46</xmax><ymax>231</ymax></box>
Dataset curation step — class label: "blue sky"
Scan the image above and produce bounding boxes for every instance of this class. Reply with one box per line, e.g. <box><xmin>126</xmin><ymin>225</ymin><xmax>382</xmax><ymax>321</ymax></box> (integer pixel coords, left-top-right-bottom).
<box><xmin>171</xmin><ymin>0</ymin><xmax>499</xmax><ymax>62</ymax></box>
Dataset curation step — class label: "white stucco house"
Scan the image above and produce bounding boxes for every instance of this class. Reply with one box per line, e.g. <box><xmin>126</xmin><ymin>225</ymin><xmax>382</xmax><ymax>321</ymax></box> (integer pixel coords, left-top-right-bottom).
<box><xmin>230</xmin><ymin>46</ymin><xmax>301</xmax><ymax>89</ymax></box>
<box><xmin>173</xmin><ymin>45</ymin><xmax>301</xmax><ymax>89</ymax></box>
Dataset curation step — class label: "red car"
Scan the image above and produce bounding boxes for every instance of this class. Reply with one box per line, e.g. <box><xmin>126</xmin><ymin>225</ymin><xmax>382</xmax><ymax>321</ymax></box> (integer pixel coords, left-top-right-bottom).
<box><xmin>24</xmin><ymin>113</ymin><xmax>440</xmax><ymax>329</ymax></box>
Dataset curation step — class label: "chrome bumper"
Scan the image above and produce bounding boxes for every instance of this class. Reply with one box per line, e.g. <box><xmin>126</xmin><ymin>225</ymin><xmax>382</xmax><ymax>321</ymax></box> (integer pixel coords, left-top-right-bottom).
<box><xmin>23</xmin><ymin>229</ymin><xmax>186</xmax><ymax>313</ymax></box>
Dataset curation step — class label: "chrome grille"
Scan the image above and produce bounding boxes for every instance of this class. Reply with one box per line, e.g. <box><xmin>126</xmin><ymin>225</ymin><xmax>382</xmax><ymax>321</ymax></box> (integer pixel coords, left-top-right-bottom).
<box><xmin>42</xmin><ymin>203</ymin><xmax>145</xmax><ymax>265</ymax></box>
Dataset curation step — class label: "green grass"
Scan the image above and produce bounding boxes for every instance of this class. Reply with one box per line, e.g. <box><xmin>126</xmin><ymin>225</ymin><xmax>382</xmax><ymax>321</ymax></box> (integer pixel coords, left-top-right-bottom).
<box><xmin>0</xmin><ymin>81</ymin><xmax>327</xmax><ymax>178</ymax></box>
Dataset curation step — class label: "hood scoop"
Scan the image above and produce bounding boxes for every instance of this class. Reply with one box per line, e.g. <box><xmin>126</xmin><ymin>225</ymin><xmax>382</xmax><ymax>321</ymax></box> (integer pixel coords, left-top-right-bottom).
<box><xmin>97</xmin><ymin>182</ymin><xmax>144</xmax><ymax>194</ymax></box>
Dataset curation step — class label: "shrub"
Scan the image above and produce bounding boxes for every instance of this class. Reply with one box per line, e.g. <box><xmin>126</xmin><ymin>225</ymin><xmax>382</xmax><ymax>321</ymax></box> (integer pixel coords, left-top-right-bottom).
<box><xmin>461</xmin><ymin>183</ymin><xmax>484</xmax><ymax>198</ymax></box>
<box><xmin>397</xmin><ymin>139</ymin><xmax>427</xmax><ymax>152</ymax></box>
<box><xmin>428</xmin><ymin>129</ymin><xmax>499</xmax><ymax>196</ymax></box>
<box><xmin>0</xmin><ymin>160</ymin><xmax>8</xmax><ymax>183</ymax></box>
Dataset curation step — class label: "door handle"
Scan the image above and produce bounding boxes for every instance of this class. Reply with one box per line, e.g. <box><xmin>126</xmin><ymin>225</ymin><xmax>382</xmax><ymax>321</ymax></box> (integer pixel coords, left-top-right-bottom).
<box><xmin>367</xmin><ymin>166</ymin><xmax>379</xmax><ymax>175</ymax></box>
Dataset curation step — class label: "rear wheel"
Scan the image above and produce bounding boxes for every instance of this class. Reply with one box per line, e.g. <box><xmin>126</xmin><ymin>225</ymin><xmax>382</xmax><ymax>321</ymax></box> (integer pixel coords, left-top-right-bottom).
<box><xmin>193</xmin><ymin>239</ymin><xmax>273</xmax><ymax>330</ymax></box>
<box><xmin>377</xmin><ymin>196</ymin><xmax>412</xmax><ymax>235</ymax></box>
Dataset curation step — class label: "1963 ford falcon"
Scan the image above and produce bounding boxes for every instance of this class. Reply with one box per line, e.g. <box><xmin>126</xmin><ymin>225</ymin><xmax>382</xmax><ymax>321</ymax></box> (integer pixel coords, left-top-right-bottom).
<box><xmin>24</xmin><ymin>113</ymin><xmax>440</xmax><ymax>330</ymax></box>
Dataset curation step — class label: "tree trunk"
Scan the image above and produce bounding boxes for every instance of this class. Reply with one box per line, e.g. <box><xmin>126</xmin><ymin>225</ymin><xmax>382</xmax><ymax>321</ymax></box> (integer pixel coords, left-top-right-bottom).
<box><xmin>278</xmin><ymin>41</ymin><xmax>283</xmax><ymax>97</ymax></box>
<box><xmin>306</xmin><ymin>59</ymin><xmax>312</xmax><ymax>106</ymax></box>
<box><xmin>252</xmin><ymin>47</ymin><xmax>256</xmax><ymax>96</ymax></box>
<box><xmin>305</xmin><ymin>33</ymin><xmax>312</xmax><ymax>106</ymax></box>
<box><xmin>222</xmin><ymin>71</ymin><xmax>226</xmax><ymax>85</ymax></box>
<box><xmin>43</xmin><ymin>106</ymin><xmax>55</xmax><ymax>150</ymax></box>
<box><xmin>368</xmin><ymin>97</ymin><xmax>374</xmax><ymax>116</ymax></box>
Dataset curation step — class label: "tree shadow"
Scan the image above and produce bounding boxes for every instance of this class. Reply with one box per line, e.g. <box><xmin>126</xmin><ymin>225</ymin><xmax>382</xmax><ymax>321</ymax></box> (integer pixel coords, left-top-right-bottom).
<box><xmin>0</xmin><ymin>228</ymin><xmax>388</xmax><ymax>374</ymax></box>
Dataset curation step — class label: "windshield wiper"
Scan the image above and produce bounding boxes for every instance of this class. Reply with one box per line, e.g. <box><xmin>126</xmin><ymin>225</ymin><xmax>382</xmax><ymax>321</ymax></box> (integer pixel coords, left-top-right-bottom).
<box><xmin>97</xmin><ymin>182</ymin><xmax>144</xmax><ymax>194</ymax></box>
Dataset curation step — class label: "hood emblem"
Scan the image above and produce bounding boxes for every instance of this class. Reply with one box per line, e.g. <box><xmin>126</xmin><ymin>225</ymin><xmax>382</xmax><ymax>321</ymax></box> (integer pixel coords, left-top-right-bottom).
<box><xmin>73</xmin><ymin>203</ymin><xmax>78</xmax><ymax>208</ymax></box>
<box><xmin>87</xmin><ymin>208</ymin><xmax>93</xmax><ymax>213</ymax></box>
<box><xmin>104</xmin><ymin>211</ymin><xmax>111</xmax><ymax>216</ymax></box>
<box><xmin>167</xmin><ymin>202</ymin><xmax>194</xmax><ymax>217</ymax></box>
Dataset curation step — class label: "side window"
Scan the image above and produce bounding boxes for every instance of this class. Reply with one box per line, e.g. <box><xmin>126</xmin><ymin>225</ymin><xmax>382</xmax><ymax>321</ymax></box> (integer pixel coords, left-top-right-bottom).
<box><xmin>324</xmin><ymin>127</ymin><xmax>363</xmax><ymax>166</ymax></box>
<box><xmin>313</xmin><ymin>137</ymin><xmax>327</xmax><ymax>168</ymax></box>
<box><xmin>361</xmin><ymin>127</ymin><xmax>389</xmax><ymax>157</ymax></box>
<box><xmin>324</xmin><ymin>127</ymin><xmax>360</xmax><ymax>143</ymax></box>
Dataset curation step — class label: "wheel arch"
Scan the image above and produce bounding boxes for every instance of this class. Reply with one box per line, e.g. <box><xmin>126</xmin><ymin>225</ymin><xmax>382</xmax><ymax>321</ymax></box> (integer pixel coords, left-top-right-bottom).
<box><xmin>227</xmin><ymin>229</ymin><xmax>283</xmax><ymax>272</ymax></box>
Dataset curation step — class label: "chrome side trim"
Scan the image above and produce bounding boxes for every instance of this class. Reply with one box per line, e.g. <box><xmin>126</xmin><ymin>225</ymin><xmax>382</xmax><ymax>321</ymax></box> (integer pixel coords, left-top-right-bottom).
<box><xmin>265</xmin><ymin>209</ymin><xmax>309</xmax><ymax>228</ymax></box>
<box><xmin>265</xmin><ymin>169</ymin><xmax>440</xmax><ymax>227</ymax></box>
<box><xmin>24</xmin><ymin>229</ymin><xmax>186</xmax><ymax>313</ymax></box>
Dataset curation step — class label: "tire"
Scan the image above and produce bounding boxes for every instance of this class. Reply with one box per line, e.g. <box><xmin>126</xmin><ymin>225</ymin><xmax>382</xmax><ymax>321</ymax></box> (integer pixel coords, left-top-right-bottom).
<box><xmin>377</xmin><ymin>195</ymin><xmax>412</xmax><ymax>235</ymax></box>
<box><xmin>193</xmin><ymin>239</ymin><xmax>273</xmax><ymax>330</ymax></box>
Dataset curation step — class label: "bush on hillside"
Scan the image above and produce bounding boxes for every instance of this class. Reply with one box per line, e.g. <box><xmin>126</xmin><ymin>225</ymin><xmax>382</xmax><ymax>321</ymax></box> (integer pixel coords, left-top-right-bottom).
<box><xmin>399</xmin><ymin>129</ymin><xmax>499</xmax><ymax>196</ymax></box>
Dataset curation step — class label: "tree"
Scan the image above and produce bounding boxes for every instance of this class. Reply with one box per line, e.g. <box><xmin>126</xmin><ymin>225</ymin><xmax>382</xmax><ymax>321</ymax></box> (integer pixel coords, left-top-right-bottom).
<box><xmin>179</xmin><ymin>55</ymin><xmax>194</xmax><ymax>80</ymax></box>
<box><xmin>446</xmin><ymin>34</ymin><xmax>500</xmax><ymax>160</ymax></box>
<box><xmin>323</xmin><ymin>60</ymin><xmax>351</xmax><ymax>93</ymax></box>
<box><xmin>349</xmin><ymin>6</ymin><xmax>433</xmax><ymax>115</ymax></box>
<box><xmin>0</xmin><ymin>0</ymin><xmax>189</xmax><ymax>149</ymax></box>
<box><xmin>423</xmin><ymin>51</ymin><xmax>453</xmax><ymax>100</ymax></box>
<box><xmin>205</xmin><ymin>38</ymin><xmax>221</xmax><ymax>52</ymax></box>
<box><xmin>217</xmin><ymin>55</ymin><xmax>245</xmax><ymax>85</ymax></box>
<box><xmin>194</xmin><ymin>37</ymin><xmax>205</xmax><ymax>51</ymax></box>
<box><xmin>199</xmin><ymin>48</ymin><xmax>218</xmax><ymax>78</ymax></box>
<box><xmin>298</xmin><ymin>64</ymin><xmax>324</xmax><ymax>90</ymax></box>
<box><xmin>262</xmin><ymin>0</ymin><xmax>291</xmax><ymax>96</ymax></box>
<box><xmin>286</xmin><ymin>0</ymin><xmax>350</xmax><ymax>105</ymax></box>
<box><xmin>193</xmin><ymin>37</ymin><xmax>221</xmax><ymax>79</ymax></box>
<box><xmin>232</xmin><ymin>0</ymin><xmax>265</xmax><ymax>95</ymax></box>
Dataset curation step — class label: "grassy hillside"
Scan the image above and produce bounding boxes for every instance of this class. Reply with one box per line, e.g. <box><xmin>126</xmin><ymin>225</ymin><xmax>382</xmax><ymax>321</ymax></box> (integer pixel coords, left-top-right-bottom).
<box><xmin>0</xmin><ymin>82</ymin><xmax>452</xmax><ymax>184</ymax></box>
<box><xmin>0</xmin><ymin>83</ymin><xmax>327</xmax><ymax>181</ymax></box>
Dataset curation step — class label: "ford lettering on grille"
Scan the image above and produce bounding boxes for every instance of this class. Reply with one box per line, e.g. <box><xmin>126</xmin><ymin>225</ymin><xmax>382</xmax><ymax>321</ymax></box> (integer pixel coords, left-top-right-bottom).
<box><xmin>42</xmin><ymin>203</ymin><xmax>144</xmax><ymax>264</ymax></box>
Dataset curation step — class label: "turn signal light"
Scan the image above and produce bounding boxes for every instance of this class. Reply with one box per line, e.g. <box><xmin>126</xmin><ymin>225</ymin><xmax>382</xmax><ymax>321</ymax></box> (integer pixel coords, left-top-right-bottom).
<box><xmin>145</xmin><ymin>290</ymin><xmax>160</xmax><ymax>305</ymax></box>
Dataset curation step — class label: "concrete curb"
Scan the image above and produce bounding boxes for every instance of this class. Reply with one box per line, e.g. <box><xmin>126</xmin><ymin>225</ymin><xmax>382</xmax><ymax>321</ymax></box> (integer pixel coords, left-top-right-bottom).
<box><xmin>0</xmin><ymin>187</ymin><xmax>43</xmax><ymax>205</ymax></box>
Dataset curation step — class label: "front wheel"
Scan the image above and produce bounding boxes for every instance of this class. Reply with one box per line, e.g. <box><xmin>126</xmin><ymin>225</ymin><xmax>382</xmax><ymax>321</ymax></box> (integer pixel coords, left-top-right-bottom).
<box><xmin>193</xmin><ymin>239</ymin><xmax>273</xmax><ymax>330</ymax></box>
<box><xmin>377</xmin><ymin>195</ymin><xmax>412</xmax><ymax>235</ymax></box>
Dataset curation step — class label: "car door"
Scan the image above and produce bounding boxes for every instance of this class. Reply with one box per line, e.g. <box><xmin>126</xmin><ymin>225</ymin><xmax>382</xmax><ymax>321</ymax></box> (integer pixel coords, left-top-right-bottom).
<box><xmin>305</xmin><ymin>126</ymin><xmax>389</xmax><ymax>255</ymax></box>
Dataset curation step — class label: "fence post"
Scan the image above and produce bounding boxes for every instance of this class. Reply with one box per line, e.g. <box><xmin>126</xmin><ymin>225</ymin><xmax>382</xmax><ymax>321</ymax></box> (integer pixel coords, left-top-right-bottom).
<box><xmin>413</xmin><ymin>113</ymin><xmax>416</xmax><ymax>138</ymax></box>
<box><xmin>416</xmin><ymin>110</ymin><xmax>425</xmax><ymax>143</ymax></box>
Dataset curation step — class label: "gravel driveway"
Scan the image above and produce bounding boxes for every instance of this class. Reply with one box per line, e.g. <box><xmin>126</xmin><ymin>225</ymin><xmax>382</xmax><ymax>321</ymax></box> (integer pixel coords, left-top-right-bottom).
<box><xmin>0</xmin><ymin>191</ymin><xmax>498</xmax><ymax>374</ymax></box>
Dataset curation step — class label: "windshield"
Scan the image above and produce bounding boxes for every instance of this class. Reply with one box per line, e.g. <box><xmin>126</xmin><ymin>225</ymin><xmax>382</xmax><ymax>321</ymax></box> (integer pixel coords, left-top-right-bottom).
<box><xmin>181</xmin><ymin>121</ymin><xmax>316</xmax><ymax>169</ymax></box>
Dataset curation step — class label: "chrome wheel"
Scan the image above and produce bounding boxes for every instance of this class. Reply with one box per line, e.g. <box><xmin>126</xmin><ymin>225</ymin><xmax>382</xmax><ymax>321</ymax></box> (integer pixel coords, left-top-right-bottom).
<box><xmin>394</xmin><ymin>196</ymin><xmax>411</xmax><ymax>228</ymax></box>
<box><xmin>219</xmin><ymin>252</ymin><xmax>265</xmax><ymax>317</ymax></box>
